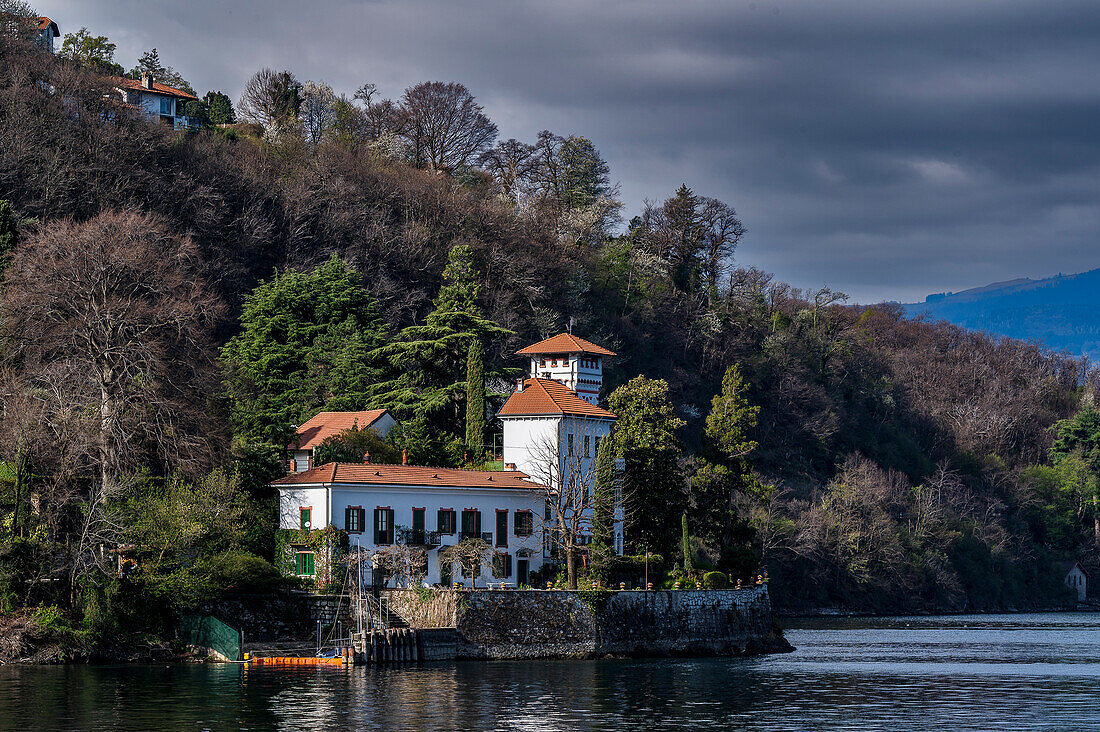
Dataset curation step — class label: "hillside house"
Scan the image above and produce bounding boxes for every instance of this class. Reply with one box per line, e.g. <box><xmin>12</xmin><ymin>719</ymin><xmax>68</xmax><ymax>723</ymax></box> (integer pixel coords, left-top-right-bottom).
<box><xmin>272</xmin><ymin>334</ymin><xmax>623</xmax><ymax>589</ymax></box>
<box><xmin>288</xmin><ymin>409</ymin><xmax>396</xmax><ymax>473</ymax></box>
<box><xmin>36</xmin><ymin>17</ymin><xmax>58</xmax><ymax>53</ymax></box>
<box><xmin>110</xmin><ymin>73</ymin><xmax>199</xmax><ymax>130</ymax></box>
<box><xmin>274</xmin><ymin>462</ymin><xmax>545</xmax><ymax>588</ymax></box>
<box><xmin>1062</xmin><ymin>561</ymin><xmax>1088</xmax><ymax>602</ymax></box>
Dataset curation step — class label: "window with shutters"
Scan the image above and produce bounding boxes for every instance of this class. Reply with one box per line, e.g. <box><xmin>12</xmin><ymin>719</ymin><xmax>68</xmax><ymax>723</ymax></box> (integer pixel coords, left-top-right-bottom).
<box><xmin>412</xmin><ymin>507</ymin><xmax>426</xmax><ymax>544</ymax></box>
<box><xmin>345</xmin><ymin>506</ymin><xmax>364</xmax><ymax>533</ymax></box>
<box><xmin>492</xmin><ymin>553</ymin><xmax>513</xmax><ymax>579</ymax></box>
<box><xmin>461</xmin><ymin>509</ymin><xmax>481</xmax><ymax>540</ymax></box>
<box><xmin>299</xmin><ymin>507</ymin><xmax>312</xmax><ymax>531</ymax></box>
<box><xmin>437</xmin><ymin>508</ymin><xmax>456</xmax><ymax>534</ymax></box>
<box><xmin>495</xmin><ymin>510</ymin><xmax>508</xmax><ymax>548</ymax></box>
<box><xmin>160</xmin><ymin>96</ymin><xmax>173</xmax><ymax>116</ymax></box>
<box><xmin>295</xmin><ymin>551</ymin><xmax>315</xmax><ymax>576</ymax></box>
<box><xmin>374</xmin><ymin>507</ymin><xmax>394</xmax><ymax>545</ymax></box>
<box><xmin>514</xmin><ymin>510</ymin><xmax>533</xmax><ymax>537</ymax></box>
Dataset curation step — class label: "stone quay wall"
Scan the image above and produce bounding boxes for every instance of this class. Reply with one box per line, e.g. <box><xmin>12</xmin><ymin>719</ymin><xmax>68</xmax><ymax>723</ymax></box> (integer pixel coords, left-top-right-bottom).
<box><xmin>202</xmin><ymin>593</ymin><xmax>355</xmax><ymax>642</ymax></box>
<box><xmin>386</xmin><ymin>585</ymin><xmax>791</xmax><ymax>659</ymax></box>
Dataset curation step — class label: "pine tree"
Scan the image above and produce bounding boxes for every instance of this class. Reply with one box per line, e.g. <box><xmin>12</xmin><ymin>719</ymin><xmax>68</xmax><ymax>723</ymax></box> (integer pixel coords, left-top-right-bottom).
<box><xmin>608</xmin><ymin>376</ymin><xmax>686</xmax><ymax>555</ymax></box>
<box><xmin>370</xmin><ymin>244</ymin><xmax>511</xmax><ymax>461</ymax></box>
<box><xmin>465</xmin><ymin>339</ymin><xmax>486</xmax><ymax>461</ymax></box>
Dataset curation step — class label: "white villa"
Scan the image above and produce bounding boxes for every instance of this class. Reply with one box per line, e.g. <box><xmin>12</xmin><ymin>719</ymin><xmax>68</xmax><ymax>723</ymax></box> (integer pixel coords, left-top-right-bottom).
<box><xmin>499</xmin><ymin>334</ymin><xmax>624</xmax><ymax>555</ymax></box>
<box><xmin>288</xmin><ymin>409</ymin><xmax>396</xmax><ymax>473</ymax></box>
<box><xmin>272</xmin><ymin>333</ymin><xmax>623</xmax><ymax>587</ymax></box>
<box><xmin>110</xmin><ymin>72</ymin><xmax>199</xmax><ymax>130</ymax></box>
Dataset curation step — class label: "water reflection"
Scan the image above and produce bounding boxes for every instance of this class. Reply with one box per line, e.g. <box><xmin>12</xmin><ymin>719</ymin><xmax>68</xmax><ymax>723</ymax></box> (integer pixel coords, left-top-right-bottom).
<box><xmin>3</xmin><ymin>613</ymin><xmax>1100</xmax><ymax>731</ymax></box>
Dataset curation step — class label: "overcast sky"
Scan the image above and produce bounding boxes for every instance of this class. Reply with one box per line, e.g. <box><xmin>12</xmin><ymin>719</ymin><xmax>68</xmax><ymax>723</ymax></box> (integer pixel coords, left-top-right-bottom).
<box><xmin>45</xmin><ymin>0</ymin><xmax>1100</xmax><ymax>302</ymax></box>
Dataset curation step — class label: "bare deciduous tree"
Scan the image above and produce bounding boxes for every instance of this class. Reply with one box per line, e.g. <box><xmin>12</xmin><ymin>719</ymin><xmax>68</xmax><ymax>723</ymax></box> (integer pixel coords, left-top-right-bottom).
<box><xmin>400</xmin><ymin>81</ymin><xmax>497</xmax><ymax>171</ymax></box>
<box><xmin>238</xmin><ymin>68</ymin><xmax>302</xmax><ymax>136</ymax></box>
<box><xmin>2</xmin><ymin>210</ymin><xmax>224</xmax><ymax>494</ymax></box>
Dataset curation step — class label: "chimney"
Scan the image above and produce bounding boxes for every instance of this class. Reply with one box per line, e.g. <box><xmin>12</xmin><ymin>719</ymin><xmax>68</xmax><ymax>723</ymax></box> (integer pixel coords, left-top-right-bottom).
<box><xmin>505</xmin><ymin>462</ymin><xmax>516</xmax><ymax>471</ymax></box>
<box><xmin>141</xmin><ymin>71</ymin><xmax>151</xmax><ymax>89</ymax></box>
<box><xmin>516</xmin><ymin>378</ymin><xmax>525</xmax><ymax>393</ymax></box>
<box><xmin>402</xmin><ymin>448</ymin><xmax>408</xmax><ymax>465</ymax></box>
<box><xmin>363</xmin><ymin>451</ymin><xmax>371</xmax><ymax>464</ymax></box>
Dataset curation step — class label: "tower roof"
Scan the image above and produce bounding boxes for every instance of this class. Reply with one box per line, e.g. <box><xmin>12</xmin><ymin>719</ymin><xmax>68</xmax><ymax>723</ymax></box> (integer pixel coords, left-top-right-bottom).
<box><xmin>498</xmin><ymin>378</ymin><xmax>617</xmax><ymax>419</ymax></box>
<box><xmin>516</xmin><ymin>333</ymin><xmax>615</xmax><ymax>357</ymax></box>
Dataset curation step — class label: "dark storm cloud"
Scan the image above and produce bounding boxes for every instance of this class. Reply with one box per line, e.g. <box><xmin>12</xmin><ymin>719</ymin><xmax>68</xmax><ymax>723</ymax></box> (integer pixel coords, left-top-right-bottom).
<box><xmin>48</xmin><ymin>0</ymin><xmax>1100</xmax><ymax>301</ymax></box>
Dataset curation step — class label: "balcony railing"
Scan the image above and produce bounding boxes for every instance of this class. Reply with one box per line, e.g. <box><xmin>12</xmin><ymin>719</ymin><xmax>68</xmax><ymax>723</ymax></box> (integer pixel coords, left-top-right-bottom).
<box><xmin>457</xmin><ymin>531</ymin><xmax>494</xmax><ymax>543</ymax></box>
<box><xmin>397</xmin><ymin>529</ymin><xmax>442</xmax><ymax>547</ymax></box>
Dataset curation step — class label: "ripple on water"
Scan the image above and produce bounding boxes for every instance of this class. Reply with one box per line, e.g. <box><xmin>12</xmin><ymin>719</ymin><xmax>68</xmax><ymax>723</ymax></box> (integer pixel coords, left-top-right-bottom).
<box><xmin>2</xmin><ymin>613</ymin><xmax>1100</xmax><ymax>731</ymax></box>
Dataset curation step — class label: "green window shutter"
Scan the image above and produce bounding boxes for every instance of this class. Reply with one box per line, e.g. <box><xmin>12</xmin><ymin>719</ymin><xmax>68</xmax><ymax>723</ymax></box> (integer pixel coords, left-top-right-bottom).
<box><xmin>304</xmin><ymin>552</ymin><xmax>314</xmax><ymax>575</ymax></box>
<box><xmin>358</xmin><ymin>508</ymin><xmax>366</xmax><ymax>534</ymax></box>
<box><xmin>438</xmin><ymin>510</ymin><xmax>446</xmax><ymax>533</ymax></box>
<box><xmin>374</xmin><ymin>509</ymin><xmax>381</xmax><ymax>544</ymax></box>
<box><xmin>345</xmin><ymin>507</ymin><xmax>352</xmax><ymax>531</ymax></box>
<box><xmin>475</xmin><ymin>511</ymin><xmax>482</xmax><ymax>535</ymax></box>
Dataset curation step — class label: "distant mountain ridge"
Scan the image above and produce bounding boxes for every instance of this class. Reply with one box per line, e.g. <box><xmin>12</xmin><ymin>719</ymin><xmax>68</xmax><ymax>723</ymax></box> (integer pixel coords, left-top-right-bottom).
<box><xmin>904</xmin><ymin>268</ymin><xmax>1100</xmax><ymax>363</ymax></box>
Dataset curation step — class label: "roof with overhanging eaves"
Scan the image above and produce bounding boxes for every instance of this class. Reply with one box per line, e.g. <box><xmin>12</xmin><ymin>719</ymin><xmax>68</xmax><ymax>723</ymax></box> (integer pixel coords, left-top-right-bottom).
<box><xmin>498</xmin><ymin>378</ymin><xmax>616</xmax><ymax>419</ymax></box>
<box><xmin>516</xmin><ymin>333</ymin><xmax>616</xmax><ymax>357</ymax></box>
<box><xmin>271</xmin><ymin>462</ymin><xmax>545</xmax><ymax>491</ymax></box>
<box><xmin>289</xmin><ymin>410</ymin><xmax>391</xmax><ymax>451</ymax></box>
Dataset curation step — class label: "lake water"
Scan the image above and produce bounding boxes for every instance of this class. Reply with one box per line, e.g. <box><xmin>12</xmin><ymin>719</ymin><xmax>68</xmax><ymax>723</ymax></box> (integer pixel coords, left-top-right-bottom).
<box><xmin>2</xmin><ymin>613</ymin><xmax>1100</xmax><ymax>731</ymax></box>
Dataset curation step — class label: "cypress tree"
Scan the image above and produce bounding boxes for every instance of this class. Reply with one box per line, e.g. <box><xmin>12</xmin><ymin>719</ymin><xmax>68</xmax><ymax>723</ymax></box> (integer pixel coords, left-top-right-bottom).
<box><xmin>592</xmin><ymin>437</ymin><xmax>615</xmax><ymax>547</ymax></box>
<box><xmin>682</xmin><ymin>512</ymin><xmax>693</xmax><ymax>573</ymax></box>
<box><xmin>465</xmin><ymin>339</ymin><xmax>486</xmax><ymax>461</ymax></box>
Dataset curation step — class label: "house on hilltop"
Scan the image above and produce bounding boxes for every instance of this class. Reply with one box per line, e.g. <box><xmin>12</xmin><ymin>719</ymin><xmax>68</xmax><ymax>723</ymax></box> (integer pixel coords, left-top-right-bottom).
<box><xmin>288</xmin><ymin>409</ymin><xmax>396</xmax><ymax>473</ymax></box>
<box><xmin>36</xmin><ymin>17</ymin><xmax>58</xmax><ymax>53</ymax></box>
<box><xmin>110</xmin><ymin>73</ymin><xmax>199</xmax><ymax>130</ymax></box>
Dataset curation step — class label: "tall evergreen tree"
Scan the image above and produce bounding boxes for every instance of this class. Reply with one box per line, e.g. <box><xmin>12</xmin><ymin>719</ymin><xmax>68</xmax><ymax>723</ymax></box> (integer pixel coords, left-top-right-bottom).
<box><xmin>608</xmin><ymin>376</ymin><xmax>685</xmax><ymax>555</ymax></box>
<box><xmin>465</xmin><ymin>339</ymin><xmax>486</xmax><ymax>461</ymax></box>
<box><xmin>221</xmin><ymin>255</ymin><xmax>387</xmax><ymax>446</ymax></box>
<box><xmin>589</xmin><ymin>435</ymin><xmax>616</xmax><ymax>577</ymax></box>
<box><xmin>203</xmin><ymin>91</ymin><xmax>237</xmax><ymax>125</ymax></box>
<box><xmin>681</xmin><ymin>512</ymin><xmax>693</xmax><ymax>573</ymax></box>
<box><xmin>692</xmin><ymin>364</ymin><xmax>767</xmax><ymax>551</ymax></box>
<box><xmin>371</xmin><ymin>244</ymin><xmax>510</xmax><ymax>461</ymax></box>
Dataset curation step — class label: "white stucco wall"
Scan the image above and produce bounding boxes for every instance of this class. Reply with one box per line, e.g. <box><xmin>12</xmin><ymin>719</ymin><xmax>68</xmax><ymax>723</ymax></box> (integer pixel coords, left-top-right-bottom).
<box><xmin>528</xmin><ymin>355</ymin><xmax>604</xmax><ymax>404</ymax></box>
<box><xmin>279</xmin><ymin>483</ymin><xmax>545</xmax><ymax>587</ymax></box>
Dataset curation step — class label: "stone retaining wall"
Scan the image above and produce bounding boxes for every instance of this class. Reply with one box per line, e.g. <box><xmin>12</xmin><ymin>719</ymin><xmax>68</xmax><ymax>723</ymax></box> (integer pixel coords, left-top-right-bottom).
<box><xmin>385</xmin><ymin>585</ymin><xmax>790</xmax><ymax>659</ymax></box>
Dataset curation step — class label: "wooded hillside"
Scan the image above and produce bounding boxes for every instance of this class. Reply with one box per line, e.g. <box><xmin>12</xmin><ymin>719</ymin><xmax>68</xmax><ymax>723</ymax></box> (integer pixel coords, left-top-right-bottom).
<box><xmin>1</xmin><ymin>34</ymin><xmax>1097</xmax><ymax>626</ymax></box>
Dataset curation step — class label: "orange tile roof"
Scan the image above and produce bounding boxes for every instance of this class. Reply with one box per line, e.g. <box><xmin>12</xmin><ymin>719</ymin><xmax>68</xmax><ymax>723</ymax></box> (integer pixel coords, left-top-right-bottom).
<box><xmin>109</xmin><ymin>75</ymin><xmax>198</xmax><ymax>100</ymax></box>
<box><xmin>37</xmin><ymin>17</ymin><xmax>55</xmax><ymax>30</ymax></box>
<box><xmin>516</xmin><ymin>333</ymin><xmax>616</xmax><ymax>357</ymax></box>
<box><xmin>290</xmin><ymin>410</ymin><xmax>391</xmax><ymax>451</ymax></box>
<box><xmin>498</xmin><ymin>378</ymin><xmax>617</xmax><ymax>419</ymax></box>
<box><xmin>272</xmin><ymin>462</ymin><xmax>545</xmax><ymax>490</ymax></box>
